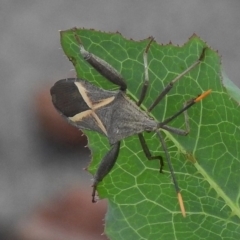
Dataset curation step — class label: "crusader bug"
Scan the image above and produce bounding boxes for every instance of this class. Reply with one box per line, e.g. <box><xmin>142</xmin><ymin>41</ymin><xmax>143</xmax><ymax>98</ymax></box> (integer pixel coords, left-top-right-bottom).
<box><xmin>50</xmin><ymin>33</ymin><xmax>211</xmax><ymax>217</ymax></box>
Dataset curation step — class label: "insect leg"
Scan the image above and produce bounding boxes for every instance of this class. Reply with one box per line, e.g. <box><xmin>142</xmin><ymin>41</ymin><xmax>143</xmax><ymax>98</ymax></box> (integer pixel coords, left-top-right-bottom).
<box><xmin>156</xmin><ymin>129</ymin><xmax>186</xmax><ymax>217</ymax></box>
<box><xmin>138</xmin><ymin>133</ymin><xmax>164</xmax><ymax>172</ymax></box>
<box><xmin>137</xmin><ymin>37</ymin><xmax>154</xmax><ymax>106</ymax></box>
<box><xmin>92</xmin><ymin>141</ymin><xmax>121</xmax><ymax>203</ymax></box>
<box><xmin>74</xmin><ymin>32</ymin><xmax>127</xmax><ymax>91</ymax></box>
<box><xmin>148</xmin><ymin>47</ymin><xmax>207</xmax><ymax>113</ymax></box>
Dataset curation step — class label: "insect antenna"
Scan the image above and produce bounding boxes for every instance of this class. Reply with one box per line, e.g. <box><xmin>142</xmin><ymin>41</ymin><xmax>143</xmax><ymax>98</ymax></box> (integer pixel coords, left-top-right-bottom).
<box><xmin>156</xmin><ymin>129</ymin><xmax>186</xmax><ymax>217</ymax></box>
<box><xmin>159</xmin><ymin>89</ymin><xmax>212</xmax><ymax>128</ymax></box>
<box><xmin>157</xmin><ymin>89</ymin><xmax>212</xmax><ymax>217</ymax></box>
<box><xmin>148</xmin><ymin>47</ymin><xmax>207</xmax><ymax>113</ymax></box>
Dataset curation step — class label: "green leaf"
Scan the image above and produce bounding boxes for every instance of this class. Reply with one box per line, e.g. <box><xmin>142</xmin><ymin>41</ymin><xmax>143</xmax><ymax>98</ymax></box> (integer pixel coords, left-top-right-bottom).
<box><xmin>60</xmin><ymin>28</ymin><xmax>240</xmax><ymax>240</ymax></box>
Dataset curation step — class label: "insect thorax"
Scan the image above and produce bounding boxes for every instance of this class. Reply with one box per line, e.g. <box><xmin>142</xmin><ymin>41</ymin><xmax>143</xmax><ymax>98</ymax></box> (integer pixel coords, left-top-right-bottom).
<box><xmin>102</xmin><ymin>92</ymin><xmax>158</xmax><ymax>144</ymax></box>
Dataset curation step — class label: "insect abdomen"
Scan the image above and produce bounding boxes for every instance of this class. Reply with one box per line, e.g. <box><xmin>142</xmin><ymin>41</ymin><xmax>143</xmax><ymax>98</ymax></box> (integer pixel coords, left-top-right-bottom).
<box><xmin>51</xmin><ymin>78</ymin><xmax>90</xmax><ymax>117</ymax></box>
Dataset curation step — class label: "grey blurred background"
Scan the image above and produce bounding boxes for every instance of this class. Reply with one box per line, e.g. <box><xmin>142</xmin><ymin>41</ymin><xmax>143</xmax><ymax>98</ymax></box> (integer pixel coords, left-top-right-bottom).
<box><xmin>0</xmin><ymin>0</ymin><xmax>240</xmax><ymax>238</ymax></box>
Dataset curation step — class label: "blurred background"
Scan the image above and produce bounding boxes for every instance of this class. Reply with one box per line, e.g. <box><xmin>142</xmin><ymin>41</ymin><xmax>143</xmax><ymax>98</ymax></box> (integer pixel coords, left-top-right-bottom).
<box><xmin>0</xmin><ymin>0</ymin><xmax>240</xmax><ymax>239</ymax></box>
